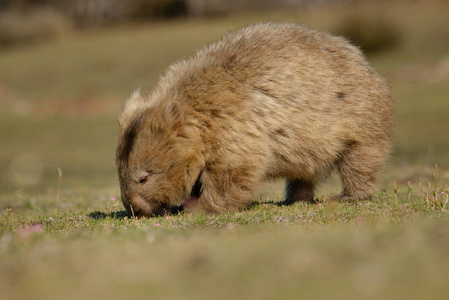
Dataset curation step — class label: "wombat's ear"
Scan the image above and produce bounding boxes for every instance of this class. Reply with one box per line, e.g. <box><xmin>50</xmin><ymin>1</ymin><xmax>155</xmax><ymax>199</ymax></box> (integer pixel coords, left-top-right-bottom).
<box><xmin>163</xmin><ymin>102</ymin><xmax>184</xmax><ymax>128</ymax></box>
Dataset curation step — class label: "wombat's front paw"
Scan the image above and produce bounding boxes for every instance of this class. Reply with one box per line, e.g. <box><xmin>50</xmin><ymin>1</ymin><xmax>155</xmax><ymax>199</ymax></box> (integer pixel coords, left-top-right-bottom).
<box><xmin>277</xmin><ymin>198</ymin><xmax>321</xmax><ymax>206</ymax></box>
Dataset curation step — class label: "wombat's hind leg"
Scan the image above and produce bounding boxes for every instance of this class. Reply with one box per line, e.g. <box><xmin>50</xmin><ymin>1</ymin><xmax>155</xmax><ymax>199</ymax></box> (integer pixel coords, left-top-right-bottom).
<box><xmin>281</xmin><ymin>178</ymin><xmax>316</xmax><ymax>205</ymax></box>
<box><xmin>333</xmin><ymin>143</ymin><xmax>384</xmax><ymax>202</ymax></box>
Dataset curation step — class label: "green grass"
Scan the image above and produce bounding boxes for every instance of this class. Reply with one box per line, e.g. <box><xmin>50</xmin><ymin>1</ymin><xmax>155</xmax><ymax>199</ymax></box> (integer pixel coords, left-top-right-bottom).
<box><xmin>1</xmin><ymin>195</ymin><xmax>449</xmax><ymax>300</ymax></box>
<box><xmin>1</xmin><ymin>1</ymin><xmax>449</xmax><ymax>299</ymax></box>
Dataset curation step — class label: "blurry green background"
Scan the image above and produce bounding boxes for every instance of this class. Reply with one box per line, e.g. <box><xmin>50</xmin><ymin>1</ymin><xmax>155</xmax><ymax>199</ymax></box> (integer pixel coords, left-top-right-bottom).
<box><xmin>1</xmin><ymin>0</ymin><xmax>449</xmax><ymax>202</ymax></box>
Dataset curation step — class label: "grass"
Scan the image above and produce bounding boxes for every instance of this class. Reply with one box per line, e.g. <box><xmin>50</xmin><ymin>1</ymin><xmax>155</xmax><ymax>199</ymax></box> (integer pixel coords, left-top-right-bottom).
<box><xmin>2</xmin><ymin>194</ymin><xmax>449</xmax><ymax>300</ymax></box>
<box><xmin>1</xmin><ymin>1</ymin><xmax>449</xmax><ymax>299</ymax></box>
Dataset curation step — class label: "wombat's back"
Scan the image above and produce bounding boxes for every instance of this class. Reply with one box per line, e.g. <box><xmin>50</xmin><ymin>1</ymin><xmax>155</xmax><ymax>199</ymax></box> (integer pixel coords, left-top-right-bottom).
<box><xmin>155</xmin><ymin>23</ymin><xmax>393</xmax><ymax>181</ymax></box>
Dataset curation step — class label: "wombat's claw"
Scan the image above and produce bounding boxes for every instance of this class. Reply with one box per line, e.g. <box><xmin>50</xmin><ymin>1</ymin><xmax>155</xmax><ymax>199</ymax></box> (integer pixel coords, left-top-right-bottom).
<box><xmin>311</xmin><ymin>198</ymin><xmax>323</xmax><ymax>204</ymax></box>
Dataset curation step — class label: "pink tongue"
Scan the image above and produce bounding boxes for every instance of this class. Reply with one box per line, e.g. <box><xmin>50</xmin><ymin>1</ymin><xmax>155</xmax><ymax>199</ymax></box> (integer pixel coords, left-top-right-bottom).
<box><xmin>181</xmin><ymin>196</ymin><xmax>200</xmax><ymax>211</ymax></box>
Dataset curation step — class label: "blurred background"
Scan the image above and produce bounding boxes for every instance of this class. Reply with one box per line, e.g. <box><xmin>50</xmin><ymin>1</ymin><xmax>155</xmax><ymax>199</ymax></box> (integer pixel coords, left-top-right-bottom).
<box><xmin>0</xmin><ymin>0</ymin><xmax>448</xmax><ymax>207</ymax></box>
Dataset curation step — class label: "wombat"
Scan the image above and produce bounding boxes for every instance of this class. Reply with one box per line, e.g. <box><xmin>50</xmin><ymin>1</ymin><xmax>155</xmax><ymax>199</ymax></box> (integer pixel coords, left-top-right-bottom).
<box><xmin>116</xmin><ymin>22</ymin><xmax>394</xmax><ymax>217</ymax></box>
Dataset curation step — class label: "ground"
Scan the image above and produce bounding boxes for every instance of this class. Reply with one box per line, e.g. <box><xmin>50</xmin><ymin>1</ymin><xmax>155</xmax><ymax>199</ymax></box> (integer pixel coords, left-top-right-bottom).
<box><xmin>1</xmin><ymin>2</ymin><xmax>449</xmax><ymax>299</ymax></box>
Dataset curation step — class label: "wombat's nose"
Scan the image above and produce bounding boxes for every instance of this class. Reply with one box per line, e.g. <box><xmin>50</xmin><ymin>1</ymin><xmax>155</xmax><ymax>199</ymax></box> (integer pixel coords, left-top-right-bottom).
<box><xmin>127</xmin><ymin>195</ymin><xmax>153</xmax><ymax>217</ymax></box>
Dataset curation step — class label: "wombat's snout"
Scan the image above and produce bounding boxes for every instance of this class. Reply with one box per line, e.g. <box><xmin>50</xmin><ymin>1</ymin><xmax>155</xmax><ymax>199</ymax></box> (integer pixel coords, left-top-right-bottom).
<box><xmin>122</xmin><ymin>194</ymin><xmax>158</xmax><ymax>218</ymax></box>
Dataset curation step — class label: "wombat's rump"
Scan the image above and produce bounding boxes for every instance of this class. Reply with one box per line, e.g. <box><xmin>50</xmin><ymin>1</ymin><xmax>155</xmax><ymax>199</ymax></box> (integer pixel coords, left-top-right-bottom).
<box><xmin>116</xmin><ymin>23</ymin><xmax>394</xmax><ymax>217</ymax></box>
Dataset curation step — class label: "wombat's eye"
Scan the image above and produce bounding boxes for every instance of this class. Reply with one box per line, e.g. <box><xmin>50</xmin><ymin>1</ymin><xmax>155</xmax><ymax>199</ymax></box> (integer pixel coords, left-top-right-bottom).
<box><xmin>138</xmin><ymin>175</ymin><xmax>148</xmax><ymax>184</ymax></box>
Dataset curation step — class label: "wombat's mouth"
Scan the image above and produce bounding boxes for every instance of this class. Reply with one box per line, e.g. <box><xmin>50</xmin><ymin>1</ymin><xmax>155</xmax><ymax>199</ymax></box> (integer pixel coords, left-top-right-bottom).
<box><xmin>179</xmin><ymin>174</ymin><xmax>202</xmax><ymax>211</ymax></box>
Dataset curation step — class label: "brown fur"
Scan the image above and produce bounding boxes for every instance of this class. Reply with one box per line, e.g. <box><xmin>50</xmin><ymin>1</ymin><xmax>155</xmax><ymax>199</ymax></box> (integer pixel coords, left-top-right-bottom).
<box><xmin>116</xmin><ymin>23</ymin><xmax>394</xmax><ymax>217</ymax></box>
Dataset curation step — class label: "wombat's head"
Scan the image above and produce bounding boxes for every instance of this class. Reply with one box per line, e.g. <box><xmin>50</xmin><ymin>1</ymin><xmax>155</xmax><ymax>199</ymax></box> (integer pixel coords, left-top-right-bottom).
<box><xmin>116</xmin><ymin>92</ymin><xmax>203</xmax><ymax>217</ymax></box>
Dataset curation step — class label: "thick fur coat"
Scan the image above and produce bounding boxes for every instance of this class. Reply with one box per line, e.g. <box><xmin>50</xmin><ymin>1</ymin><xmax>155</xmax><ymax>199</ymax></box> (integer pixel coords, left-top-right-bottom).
<box><xmin>116</xmin><ymin>23</ymin><xmax>394</xmax><ymax>217</ymax></box>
